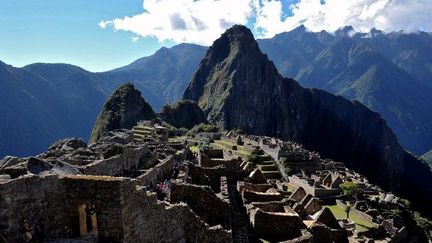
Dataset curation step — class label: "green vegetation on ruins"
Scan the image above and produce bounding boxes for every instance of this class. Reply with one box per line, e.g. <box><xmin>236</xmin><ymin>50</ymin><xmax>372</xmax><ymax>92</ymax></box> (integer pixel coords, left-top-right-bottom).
<box><xmin>186</xmin><ymin>123</ymin><xmax>219</xmax><ymax>136</ymax></box>
<box><xmin>326</xmin><ymin>205</ymin><xmax>377</xmax><ymax>232</ymax></box>
<box><xmin>339</xmin><ymin>182</ymin><xmax>360</xmax><ymax>199</ymax></box>
<box><xmin>212</xmin><ymin>139</ymin><xmax>252</xmax><ymax>160</ymax></box>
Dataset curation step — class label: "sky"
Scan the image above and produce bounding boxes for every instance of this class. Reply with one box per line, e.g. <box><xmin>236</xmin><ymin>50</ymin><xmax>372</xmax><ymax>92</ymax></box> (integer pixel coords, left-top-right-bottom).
<box><xmin>1</xmin><ymin>0</ymin><xmax>431</xmax><ymax>72</ymax></box>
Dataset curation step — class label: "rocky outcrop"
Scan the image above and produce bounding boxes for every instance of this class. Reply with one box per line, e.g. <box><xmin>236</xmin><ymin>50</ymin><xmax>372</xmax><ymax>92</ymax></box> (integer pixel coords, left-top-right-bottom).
<box><xmin>90</xmin><ymin>83</ymin><xmax>156</xmax><ymax>143</ymax></box>
<box><xmin>160</xmin><ymin>100</ymin><xmax>207</xmax><ymax>129</ymax></box>
<box><xmin>421</xmin><ymin>150</ymin><xmax>432</xmax><ymax>168</ymax></box>
<box><xmin>183</xmin><ymin>25</ymin><xmax>432</xmax><ymax>215</ymax></box>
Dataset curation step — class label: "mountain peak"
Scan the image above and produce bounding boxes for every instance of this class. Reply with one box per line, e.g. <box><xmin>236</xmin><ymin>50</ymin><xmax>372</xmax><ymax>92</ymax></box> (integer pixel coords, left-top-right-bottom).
<box><xmin>223</xmin><ymin>24</ymin><xmax>255</xmax><ymax>41</ymax></box>
<box><xmin>183</xmin><ymin>25</ymin><xmax>279</xmax><ymax>108</ymax></box>
<box><xmin>368</xmin><ymin>27</ymin><xmax>383</xmax><ymax>37</ymax></box>
<box><xmin>183</xmin><ymin>24</ymin><xmax>432</xmax><ymax>214</ymax></box>
<box><xmin>335</xmin><ymin>26</ymin><xmax>355</xmax><ymax>36</ymax></box>
<box><xmin>89</xmin><ymin>83</ymin><xmax>156</xmax><ymax>143</ymax></box>
<box><xmin>215</xmin><ymin>25</ymin><xmax>258</xmax><ymax>53</ymax></box>
<box><xmin>292</xmin><ymin>24</ymin><xmax>307</xmax><ymax>33</ymax></box>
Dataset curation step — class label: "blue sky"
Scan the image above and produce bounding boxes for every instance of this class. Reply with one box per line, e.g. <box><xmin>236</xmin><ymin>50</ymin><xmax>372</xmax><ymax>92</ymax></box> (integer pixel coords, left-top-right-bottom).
<box><xmin>0</xmin><ymin>0</ymin><xmax>430</xmax><ymax>72</ymax></box>
<box><xmin>0</xmin><ymin>0</ymin><xmax>176</xmax><ymax>71</ymax></box>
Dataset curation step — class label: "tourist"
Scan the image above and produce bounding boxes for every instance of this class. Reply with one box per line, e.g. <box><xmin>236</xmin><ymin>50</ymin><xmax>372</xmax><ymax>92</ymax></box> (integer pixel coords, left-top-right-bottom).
<box><xmin>19</xmin><ymin>219</ymin><xmax>32</xmax><ymax>243</ymax></box>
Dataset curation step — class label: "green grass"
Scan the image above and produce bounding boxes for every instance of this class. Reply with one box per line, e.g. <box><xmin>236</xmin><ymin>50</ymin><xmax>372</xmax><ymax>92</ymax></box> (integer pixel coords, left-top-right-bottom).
<box><xmin>212</xmin><ymin>139</ymin><xmax>252</xmax><ymax>159</ymax></box>
<box><xmin>286</xmin><ymin>183</ymin><xmax>297</xmax><ymax>192</ymax></box>
<box><xmin>326</xmin><ymin>205</ymin><xmax>377</xmax><ymax>232</ymax></box>
<box><xmin>189</xmin><ymin>146</ymin><xmax>199</xmax><ymax>153</ymax></box>
<box><xmin>215</xmin><ymin>139</ymin><xmax>235</xmax><ymax>147</ymax></box>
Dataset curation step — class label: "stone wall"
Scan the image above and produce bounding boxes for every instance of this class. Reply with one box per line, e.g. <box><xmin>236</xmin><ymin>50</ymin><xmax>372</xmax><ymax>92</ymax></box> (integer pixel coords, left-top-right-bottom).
<box><xmin>189</xmin><ymin>164</ymin><xmax>225</xmax><ymax>192</ymax></box>
<box><xmin>250</xmin><ymin>201</ymin><xmax>286</xmax><ymax>213</ymax></box>
<box><xmin>79</xmin><ymin>145</ymin><xmax>149</xmax><ymax>176</ymax></box>
<box><xmin>336</xmin><ymin>200</ymin><xmax>374</xmax><ymax>223</ymax></box>
<box><xmin>242</xmin><ymin>189</ymin><xmax>283</xmax><ymax>203</ymax></box>
<box><xmin>170</xmin><ymin>183</ymin><xmax>230</xmax><ymax>228</ymax></box>
<box><xmin>137</xmin><ymin>155</ymin><xmax>176</xmax><ymax>186</ymax></box>
<box><xmin>289</xmin><ymin>176</ymin><xmax>315</xmax><ymax>195</ymax></box>
<box><xmin>249</xmin><ymin>208</ymin><xmax>304</xmax><ymax>238</ymax></box>
<box><xmin>0</xmin><ymin>174</ymin><xmax>66</xmax><ymax>241</ymax></box>
<box><xmin>61</xmin><ymin>175</ymin><xmax>128</xmax><ymax>240</ymax></box>
<box><xmin>122</xmin><ymin>185</ymin><xmax>232</xmax><ymax>242</ymax></box>
<box><xmin>1</xmin><ymin>174</ymin><xmax>233</xmax><ymax>242</ymax></box>
<box><xmin>0</xmin><ymin>174</ymin><xmax>131</xmax><ymax>241</ymax></box>
<box><xmin>314</xmin><ymin>187</ymin><xmax>340</xmax><ymax>197</ymax></box>
<box><xmin>237</xmin><ymin>181</ymin><xmax>274</xmax><ymax>194</ymax></box>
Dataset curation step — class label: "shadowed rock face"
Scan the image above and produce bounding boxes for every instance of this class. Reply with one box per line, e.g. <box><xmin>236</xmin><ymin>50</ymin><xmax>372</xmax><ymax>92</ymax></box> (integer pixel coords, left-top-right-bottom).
<box><xmin>422</xmin><ymin>150</ymin><xmax>432</xmax><ymax>168</ymax></box>
<box><xmin>90</xmin><ymin>83</ymin><xmax>156</xmax><ymax>143</ymax></box>
<box><xmin>183</xmin><ymin>25</ymin><xmax>432</xmax><ymax>215</ymax></box>
<box><xmin>160</xmin><ymin>100</ymin><xmax>207</xmax><ymax>129</ymax></box>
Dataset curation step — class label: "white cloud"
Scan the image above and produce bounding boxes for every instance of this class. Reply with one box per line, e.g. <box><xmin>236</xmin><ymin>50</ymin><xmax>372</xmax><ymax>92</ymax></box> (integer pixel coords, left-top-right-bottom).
<box><xmin>98</xmin><ymin>20</ymin><xmax>112</xmax><ymax>29</ymax></box>
<box><xmin>255</xmin><ymin>0</ymin><xmax>432</xmax><ymax>37</ymax></box>
<box><xmin>99</xmin><ymin>0</ymin><xmax>432</xmax><ymax>44</ymax></box>
<box><xmin>99</xmin><ymin>0</ymin><xmax>257</xmax><ymax>45</ymax></box>
<box><xmin>132</xmin><ymin>36</ymin><xmax>140</xmax><ymax>43</ymax></box>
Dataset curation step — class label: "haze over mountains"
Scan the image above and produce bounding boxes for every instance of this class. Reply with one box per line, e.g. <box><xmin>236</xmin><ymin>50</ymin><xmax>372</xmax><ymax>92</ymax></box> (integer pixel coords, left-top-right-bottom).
<box><xmin>0</xmin><ymin>25</ymin><xmax>431</xmax><ymax>159</ymax></box>
<box><xmin>0</xmin><ymin>61</ymin><xmax>107</xmax><ymax>157</ymax></box>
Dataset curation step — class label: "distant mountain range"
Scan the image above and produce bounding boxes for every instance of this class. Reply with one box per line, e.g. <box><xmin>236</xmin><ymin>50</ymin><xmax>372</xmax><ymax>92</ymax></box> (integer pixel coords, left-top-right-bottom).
<box><xmin>95</xmin><ymin>43</ymin><xmax>207</xmax><ymax>111</ymax></box>
<box><xmin>0</xmin><ymin>62</ymin><xmax>107</xmax><ymax>157</ymax></box>
<box><xmin>0</xmin><ymin>26</ymin><xmax>431</xmax><ymax>157</ymax></box>
<box><xmin>257</xmin><ymin>25</ymin><xmax>432</xmax><ymax>156</ymax></box>
<box><xmin>0</xmin><ymin>44</ymin><xmax>206</xmax><ymax>157</ymax></box>
<box><xmin>183</xmin><ymin>25</ymin><xmax>432</xmax><ymax>215</ymax></box>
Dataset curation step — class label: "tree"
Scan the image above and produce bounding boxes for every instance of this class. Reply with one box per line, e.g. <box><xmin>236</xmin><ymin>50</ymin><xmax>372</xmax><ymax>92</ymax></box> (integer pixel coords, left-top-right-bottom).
<box><xmin>345</xmin><ymin>203</ymin><xmax>352</xmax><ymax>219</ymax></box>
<box><xmin>339</xmin><ymin>182</ymin><xmax>360</xmax><ymax>199</ymax></box>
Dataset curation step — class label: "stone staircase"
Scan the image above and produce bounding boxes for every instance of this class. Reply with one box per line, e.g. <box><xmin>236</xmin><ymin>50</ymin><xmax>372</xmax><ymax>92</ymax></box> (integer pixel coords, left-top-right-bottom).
<box><xmin>220</xmin><ymin>176</ymin><xmax>230</xmax><ymax>202</ymax></box>
<box><xmin>132</xmin><ymin>125</ymin><xmax>153</xmax><ymax>142</ymax></box>
<box><xmin>257</xmin><ymin>160</ymin><xmax>281</xmax><ymax>180</ymax></box>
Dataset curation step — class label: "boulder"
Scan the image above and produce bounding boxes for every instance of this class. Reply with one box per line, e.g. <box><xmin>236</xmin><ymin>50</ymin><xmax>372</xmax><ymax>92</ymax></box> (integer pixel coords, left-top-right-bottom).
<box><xmin>98</xmin><ymin>129</ymin><xmax>133</xmax><ymax>144</ymax></box>
<box><xmin>49</xmin><ymin>137</ymin><xmax>87</xmax><ymax>151</ymax></box>
<box><xmin>0</xmin><ymin>156</ymin><xmax>19</xmax><ymax>170</ymax></box>
<box><xmin>27</xmin><ymin>157</ymin><xmax>53</xmax><ymax>174</ymax></box>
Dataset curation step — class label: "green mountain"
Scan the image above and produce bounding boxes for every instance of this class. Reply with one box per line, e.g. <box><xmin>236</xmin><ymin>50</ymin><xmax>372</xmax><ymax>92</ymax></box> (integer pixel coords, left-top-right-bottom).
<box><xmin>96</xmin><ymin>43</ymin><xmax>207</xmax><ymax>111</ymax></box>
<box><xmin>257</xmin><ymin>26</ymin><xmax>432</xmax><ymax>155</ymax></box>
<box><xmin>0</xmin><ymin>61</ymin><xmax>107</xmax><ymax>157</ymax></box>
<box><xmin>90</xmin><ymin>83</ymin><xmax>155</xmax><ymax>143</ymax></box>
<box><xmin>0</xmin><ymin>44</ymin><xmax>205</xmax><ymax>157</ymax></box>
<box><xmin>160</xmin><ymin>100</ymin><xmax>207</xmax><ymax>129</ymax></box>
<box><xmin>183</xmin><ymin>25</ymin><xmax>432</xmax><ymax>215</ymax></box>
<box><xmin>1</xmin><ymin>27</ymin><xmax>431</xmax><ymax>159</ymax></box>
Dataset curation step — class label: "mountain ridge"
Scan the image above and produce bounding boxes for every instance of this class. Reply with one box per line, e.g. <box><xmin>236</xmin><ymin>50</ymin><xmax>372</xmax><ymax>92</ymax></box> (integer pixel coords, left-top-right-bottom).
<box><xmin>1</xmin><ymin>26</ymin><xmax>431</xmax><ymax>157</ymax></box>
<box><xmin>183</xmin><ymin>25</ymin><xmax>432</xmax><ymax>215</ymax></box>
<box><xmin>90</xmin><ymin>83</ymin><xmax>156</xmax><ymax>143</ymax></box>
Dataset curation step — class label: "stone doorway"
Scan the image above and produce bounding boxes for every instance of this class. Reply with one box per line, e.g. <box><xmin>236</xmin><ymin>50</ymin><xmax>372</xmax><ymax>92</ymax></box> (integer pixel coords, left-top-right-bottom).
<box><xmin>78</xmin><ymin>204</ymin><xmax>98</xmax><ymax>238</ymax></box>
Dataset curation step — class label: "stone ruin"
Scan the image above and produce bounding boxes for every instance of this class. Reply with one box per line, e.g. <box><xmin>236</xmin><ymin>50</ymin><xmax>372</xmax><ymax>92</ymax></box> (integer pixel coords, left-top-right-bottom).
<box><xmin>0</xmin><ymin>126</ymin><xmax>416</xmax><ymax>242</ymax></box>
<box><xmin>0</xmin><ymin>129</ymin><xmax>231</xmax><ymax>242</ymax></box>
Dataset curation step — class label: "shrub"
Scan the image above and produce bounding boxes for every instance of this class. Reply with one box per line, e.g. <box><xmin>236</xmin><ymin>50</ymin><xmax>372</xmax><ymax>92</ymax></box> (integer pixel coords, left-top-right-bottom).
<box><xmin>339</xmin><ymin>182</ymin><xmax>360</xmax><ymax>199</ymax></box>
<box><xmin>187</xmin><ymin>123</ymin><xmax>219</xmax><ymax>136</ymax></box>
